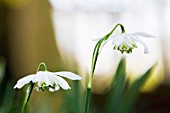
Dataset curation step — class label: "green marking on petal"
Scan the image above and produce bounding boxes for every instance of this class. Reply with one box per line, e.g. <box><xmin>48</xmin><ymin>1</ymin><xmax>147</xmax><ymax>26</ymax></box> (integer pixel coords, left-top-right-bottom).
<box><xmin>113</xmin><ymin>45</ymin><xmax>117</xmax><ymax>50</ymax></box>
<box><xmin>132</xmin><ymin>43</ymin><xmax>137</xmax><ymax>48</ymax></box>
<box><xmin>41</xmin><ymin>82</ymin><xmax>46</xmax><ymax>86</ymax></box>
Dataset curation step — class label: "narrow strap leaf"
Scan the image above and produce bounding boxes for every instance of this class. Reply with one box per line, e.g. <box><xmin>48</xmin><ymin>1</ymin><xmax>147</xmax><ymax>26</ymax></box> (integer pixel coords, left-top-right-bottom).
<box><xmin>117</xmin><ymin>64</ymin><xmax>157</xmax><ymax>113</ymax></box>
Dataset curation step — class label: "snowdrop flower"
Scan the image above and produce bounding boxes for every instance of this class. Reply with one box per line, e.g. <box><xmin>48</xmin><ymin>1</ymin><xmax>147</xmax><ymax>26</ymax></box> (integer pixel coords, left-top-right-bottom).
<box><xmin>14</xmin><ymin>71</ymin><xmax>82</xmax><ymax>92</ymax></box>
<box><xmin>98</xmin><ymin>32</ymin><xmax>155</xmax><ymax>54</ymax></box>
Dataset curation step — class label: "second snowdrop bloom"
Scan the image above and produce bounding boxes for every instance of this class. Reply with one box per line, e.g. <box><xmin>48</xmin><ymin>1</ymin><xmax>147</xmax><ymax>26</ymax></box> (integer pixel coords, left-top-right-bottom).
<box><xmin>99</xmin><ymin>32</ymin><xmax>155</xmax><ymax>54</ymax></box>
<box><xmin>14</xmin><ymin>71</ymin><xmax>82</xmax><ymax>92</ymax></box>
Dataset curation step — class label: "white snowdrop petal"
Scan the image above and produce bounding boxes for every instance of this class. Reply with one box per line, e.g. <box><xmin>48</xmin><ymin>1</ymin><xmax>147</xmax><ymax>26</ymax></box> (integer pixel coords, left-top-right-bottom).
<box><xmin>138</xmin><ymin>39</ymin><xmax>149</xmax><ymax>54</ymax></box>
<box><xmin>125</xmin><ymin>36</ymin><xmax>133</xmax><ymax>48</ymax></box>
<box><xmin>130</xmin><ymin>35</ymin><xmax>140</xmax><ymax>42</ymax></box>
<box><xmin>113</xmin><ymin>35</ymin><xmax>124</xmax><ymax>46</ymax></box>
<box><xmin>55</xmin><ymin>71</ymin><xmax>82</xmax><ymax>80</ymax></box>
<box><xmin>33</xmin><ymin>71</ymin><xmax>44</xmax><ymax>83</ymax></box>
<box><xmin>43</xmin><ymin>72</ymin><xmax>55</xmax><ymax>85</ymax></box>
<box><xmin>14</xmin><ymin>74</ymin><xmax>35</xmax><ymax>89</ymax></box>
<box><xmin>94</xmin><ymin>36</ymin><xmax>114</xmax><ymax>53</ymax></box>
<box><xmin>52</xmin><ymin>75</ymin><xmax>71</xmax><ymax>90</ymax></box>
<box><xmin>99</xmin><ymin>38</ymin><xmax>112</xmax><ymax>53</ymax></box>
<box><xmin>43</xmin><ymin>74</ymin><xmax>50</xmax><ymax>85</ymax></box>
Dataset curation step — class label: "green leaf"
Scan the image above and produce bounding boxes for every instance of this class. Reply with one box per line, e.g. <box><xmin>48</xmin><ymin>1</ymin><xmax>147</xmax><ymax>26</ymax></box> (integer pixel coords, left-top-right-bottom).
<box><xmin>57</xmin><ymin>80</ymin><xmax>83</xmax><ymax>113</ymax></box>
<box><xmin>117</xmin><ymin>63</ymin><xmax>157</xmax><ymax>113</ymax></box>
<box><xmin>2</xmin><ymin>83</ymin><xmax>14</xmax><ymax>113</ymax></box>
<box><xmin>107</xmin><ymin>58</ymin><xmax>126</xmax><ymax>113</ymax></box>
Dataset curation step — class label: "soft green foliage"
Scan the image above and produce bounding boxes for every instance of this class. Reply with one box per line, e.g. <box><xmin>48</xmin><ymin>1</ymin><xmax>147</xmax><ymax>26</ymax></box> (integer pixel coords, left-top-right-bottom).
<box><xmin>0</xmin><ymin>83</ymin><xmax>25</xmax><ymax>113</ymax></box>
<box><xmin>0</xmin><ymin>83</ymin><xmax>14</xmax><ymax>113</ymax></box>
<box><xmin>57</xmin><ymin>58</ymin><xmax>156</xmax><ymax>113</ymax></box>
<box><xmin>105</xmin><ymin>58</ymin><xmax>156</xmax><ymax>113</ymax></box>
<box><xmin>0</xmin><ymin>57</ymin><xmax>25</xmax><ymax>113</ymax></box>
<box><xmin>58</xmin><ymin>81</ymin><xmax>83</xmax><ymax>113</ymax></box>
<box><xmin>116</xmin><ymin>63</ymin><xmax>156</xmax><ymax>113</ymax></box>
<box><xmin>106</xmin><ymin>58</ymin><xmax>126</xmax><ymax>113</ymax></box>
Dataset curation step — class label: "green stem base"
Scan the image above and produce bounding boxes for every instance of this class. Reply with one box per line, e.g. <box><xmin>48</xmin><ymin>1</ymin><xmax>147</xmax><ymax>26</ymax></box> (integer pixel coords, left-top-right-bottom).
<box><xmin>84</xmin><ymin>88</ymin><xmax>92</xmax><ymax>113</ymax></box>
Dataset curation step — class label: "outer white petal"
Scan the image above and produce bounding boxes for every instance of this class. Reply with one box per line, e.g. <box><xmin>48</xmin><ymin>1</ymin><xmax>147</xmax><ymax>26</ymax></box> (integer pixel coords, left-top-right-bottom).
<box><xmin>125</xmin><ymin>36</ymin><xmax>133</xmax><ymax>48</ymax></box>
<box><xmin>33</xmin><ymin>71</ymin><xmax>55</xmax><ymax>86</ymax></box>
<box><xmin>138</xmin><ymin>39</ymin><xmax>149</xmax><ymax>54</ymax></box>
<box><xmin>14</xmin><ymin>74</ymin><xmax>35</xmax><ymax>89</ymax></box>
<box><xmin>55</xmin><ymin>71</ymin><xmax>82</xmax><ymax>80</ymax></box>
<box><xmin>98</xmin><ymin>37</ymin><xmax>114</xmax><ymax>53</ymax></box>
<box><xmin>112</xmin><ymin>35</ymin><xmax>124</xmax><ymax>46</ymax></box>
<box><xmin>130</xmin><ymin>35</ymin><xmax>140</xmax><ymax>42</ymax></box>
<box><xmin>93</xmin><ymin>36</ymin><xmax>113</xmax><ymax>53</ymax></box>
<box><xmin>32</xmin><ymin>71</ymin><xmax>44</xmax><ymax>83</ymax></box>
<box><xmin>132</xmin><ymin>32</ymin><xmax>155</xmax><ymax>38</ymax></box>
<box><xmin>51</xmin><ymin>75</ymin><xmax>71</xmax><ymax>90</ymax></box>
<box><xmin>44</xmin><ymin>72</ymin><xmax>56</xmax><ymax>85</ymax></box>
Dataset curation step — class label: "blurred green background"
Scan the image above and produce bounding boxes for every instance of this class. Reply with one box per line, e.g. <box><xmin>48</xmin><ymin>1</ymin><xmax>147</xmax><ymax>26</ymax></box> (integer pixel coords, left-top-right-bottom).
<box><xmin>0</xmin><ymin>0</ymin><xmax>170</xmax><ymax>113</ymax></box>
<box><xmin>0</xmin><ymin>0</ymin><xmax>65</xmax><ymax>112</ymax></box>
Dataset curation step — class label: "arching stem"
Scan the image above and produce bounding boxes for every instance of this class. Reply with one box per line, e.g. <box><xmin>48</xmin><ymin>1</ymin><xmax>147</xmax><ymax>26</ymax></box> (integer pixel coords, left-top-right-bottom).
<box><xmin>21</xmin><ymin>62</ymin><xmax>47</xmax><ymax>113</ymax></box>
<box><xmin>84</xmin><ymin>23</ymin><xmax>125</xmax><ymax>113</ymax></box>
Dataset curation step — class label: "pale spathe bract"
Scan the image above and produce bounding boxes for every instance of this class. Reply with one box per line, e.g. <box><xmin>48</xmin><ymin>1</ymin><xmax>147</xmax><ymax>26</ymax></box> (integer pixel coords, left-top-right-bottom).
<box><xmin>14</xmin><ymin>71</ymin><xmax>82</xmax><ymax>92</ymax></box>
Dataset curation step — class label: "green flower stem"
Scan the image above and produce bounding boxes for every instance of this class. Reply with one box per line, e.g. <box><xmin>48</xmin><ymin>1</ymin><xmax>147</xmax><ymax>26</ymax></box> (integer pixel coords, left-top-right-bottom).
<box><xmin>84</xmin><ymin>88</ymin><xmax>91</xmax><ymax>113</ymax></box>
<box><xmin>84</xmin><ymin>23</ymin><xmax>125</xmax><ymax>113</ymax></box>
<box><xmin>21</xmin><ymin>62</ymin><xmax>47</xmax><ymax>113</ymax></box>
<box><xmin>37</xmin><ymin>62</ymin><xmax>47</xmax><ymax>72</ymax></box>
<box><xmin>21</xmin><ymin>82</ymin><xmax>34</xmax><ymax>113</ymax></box>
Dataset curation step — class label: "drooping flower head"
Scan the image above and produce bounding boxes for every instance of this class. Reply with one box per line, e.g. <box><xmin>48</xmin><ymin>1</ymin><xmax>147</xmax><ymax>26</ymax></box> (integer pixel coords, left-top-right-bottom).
<box><xmin>14</xmin><ymin>63</ymin><xmax>82</xmax><ymax>92</ymax></box>
<box><xmin>94</xmin><ymin>24</ymin><xmax>155</xmax><ymax>54</ymax></box>
<box><xmin>106</xmin><ymin>32</ymin><xmax>155</xmax><ymax>54</ymax></box>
